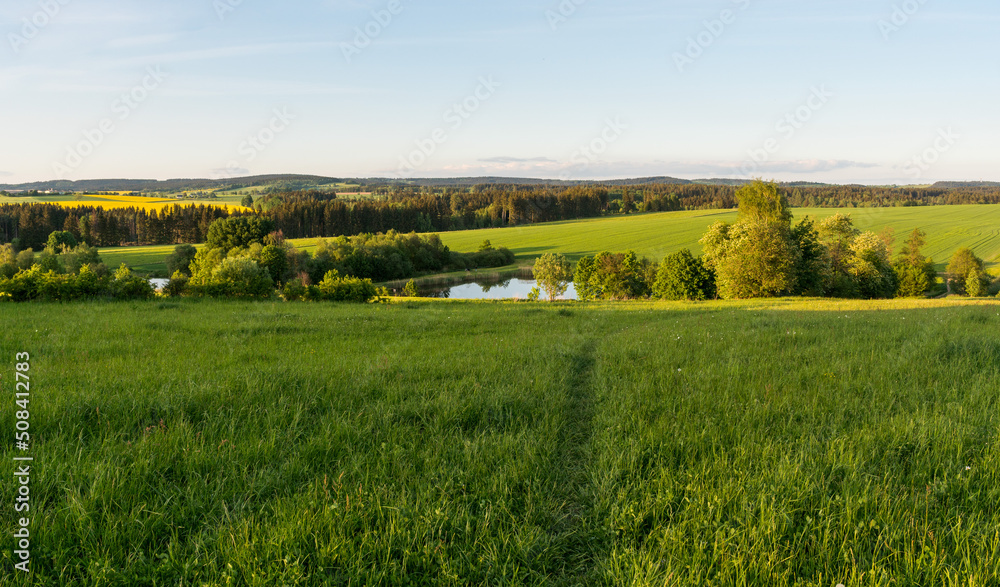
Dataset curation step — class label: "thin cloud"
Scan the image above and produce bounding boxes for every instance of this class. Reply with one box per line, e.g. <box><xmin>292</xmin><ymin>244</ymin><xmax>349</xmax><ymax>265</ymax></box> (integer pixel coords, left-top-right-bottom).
<box><xmin>479</xmin><ymin>157</ymin><xmax>558</xmax><ymax>164</ymax></box>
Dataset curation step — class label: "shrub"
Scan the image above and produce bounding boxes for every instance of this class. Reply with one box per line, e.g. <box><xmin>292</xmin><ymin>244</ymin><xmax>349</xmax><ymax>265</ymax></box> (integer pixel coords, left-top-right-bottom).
<box><xmin>193</xmin><ymin>258</ymin><xmax>274</xmax><ymax>299</ymax></box>
<box><xmin>111</xmin><ymin>264</ymin><xmax>154</xmax><ymax>300</ymax></box>
<box><xmin>402</xmin><ymin>279</ymin><xmax>419</xmax><ymax>297</ymax></box>
<box><xmin>164</xmin><ymin>271</ymin><xmax>190</xmax><ymax>297</ymax></box>
<box><xmin>653</xmin><ymin>249</ymin><xmax>715</xmax><ymax>301</ymax></box>
<box><xmin>574</xmin><ymin>252</ymin><xmax>651</xmax><ymax>301</ymax></box>
<box><xmin>317</xmin><ymin>270</ymin><xmax>377</xmax><ymax>303</ymax></box>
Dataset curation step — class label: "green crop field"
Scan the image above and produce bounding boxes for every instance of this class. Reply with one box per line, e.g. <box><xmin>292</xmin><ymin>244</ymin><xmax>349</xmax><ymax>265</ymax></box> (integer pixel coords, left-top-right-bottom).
<box><xmin>98</xmin><ymin>205</ymin><xmax>1000</xmax><ymax>275</ymax></box>
<box><xmin>0</xmin><ymin>298</ymin><xmax>997</xmax><ymax>585</ymax></box>
<box><xmin>438</xmin><ymin>205</ymin><xmax>1000</xmax><ymax>270</ymax></box>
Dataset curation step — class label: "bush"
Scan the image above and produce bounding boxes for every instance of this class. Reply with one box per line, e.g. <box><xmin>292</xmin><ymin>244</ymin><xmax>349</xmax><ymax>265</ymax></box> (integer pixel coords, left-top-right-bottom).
<box><xmin>402</xmin><ymin>279</ymin><xmax>419</xmax><ymax>297</ymax></box>
<box><xmin>111</xmin><ymin>264</ymin><xmax>155</xmax><ymax>300</ymax></box>
<box><xmin>191</xmin><ymin>258</ymin><xmax>274</xmax><ymax>299</ymax></box>
<box><xmin>164</xmin><ymin>271</ymin><xmax>190</xmax><ymax>297</ymax></box>
<box><xmin>574</xmin><ymin>252</ymin><xmax>651</xmax><ymax>301</ymax></box>
<box><xmin>653</xmin><ymin>249</ymin><xmax>715</xmax><ymax>301</ymax></box>
<box><xmin>317</xmin><ymin>270</ymin><xmax>377</xmax><ymax>303</ymax></box>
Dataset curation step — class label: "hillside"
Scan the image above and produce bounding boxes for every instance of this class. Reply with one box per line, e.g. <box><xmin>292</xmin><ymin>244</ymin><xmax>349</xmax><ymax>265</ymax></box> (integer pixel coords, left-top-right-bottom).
<box><xmin>3</xmin><ymin>298</ymin><xmax>997</xmax><ymax>584</ymax></box>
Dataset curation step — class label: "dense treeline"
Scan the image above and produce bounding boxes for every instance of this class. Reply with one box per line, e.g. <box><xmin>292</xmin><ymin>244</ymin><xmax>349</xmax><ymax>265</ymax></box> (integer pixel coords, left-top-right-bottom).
<box><xmin>162</xmin><ymin>218</ymin><xmax>517</xmax><ymax>302</ymax></box>
<box><xmin>0</xmin><ymin>203</ymin><xmax>238</xmax><ymax>249</ymax></box>
<box><xmin>5</xmin><ymin>183</ymin><xmax>1000</xmax><ymax>250</ymax></box>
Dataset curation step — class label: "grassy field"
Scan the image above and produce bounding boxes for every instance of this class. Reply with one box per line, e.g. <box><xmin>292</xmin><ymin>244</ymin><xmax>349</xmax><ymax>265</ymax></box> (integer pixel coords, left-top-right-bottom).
<box><xmin>1</xmin><ymin>298</ymin><xmax>998</xmax><ymax>585</ymax></box>
<box><xmin>99</xmin><ymin>205</ymin><xmax>1000</xmax><ymax>275</ymax></box>
<box><xmin>438</xmin><ymin>205</ymin><xmax>1000</xmax><ymax>269</ymax></box>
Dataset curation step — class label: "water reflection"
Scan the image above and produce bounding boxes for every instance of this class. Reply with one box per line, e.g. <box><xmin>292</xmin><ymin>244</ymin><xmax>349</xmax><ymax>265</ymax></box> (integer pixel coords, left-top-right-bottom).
<box><xmin>421</xmin><ymin>278</ymin><xmax>577</xmax><ymax>300</ymax></box>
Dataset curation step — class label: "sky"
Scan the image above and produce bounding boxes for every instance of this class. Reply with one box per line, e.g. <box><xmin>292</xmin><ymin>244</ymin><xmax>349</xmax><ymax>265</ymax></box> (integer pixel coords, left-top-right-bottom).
<box><xmin>0</xmin><ymin>0</ymin><xmax>996</xmax><ymax>185</ymax></box>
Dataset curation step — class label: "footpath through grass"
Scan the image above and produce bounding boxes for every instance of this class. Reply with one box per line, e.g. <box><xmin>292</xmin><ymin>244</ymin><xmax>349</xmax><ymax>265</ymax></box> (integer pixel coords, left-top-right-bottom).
<box><xmin>1</xmin><ymin>298</ymin><xmax>998</xmax><ymax>585</ymax></box>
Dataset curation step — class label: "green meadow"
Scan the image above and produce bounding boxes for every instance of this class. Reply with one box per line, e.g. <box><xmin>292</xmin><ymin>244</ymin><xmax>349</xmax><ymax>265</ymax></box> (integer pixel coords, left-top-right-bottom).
<box><xmin>1</xmin><ymin>298</ymin><xmax>998</xmax><ymax>585</ymax></box>
<box><xmin>99</xmin><ymin>205</ymin><xmax>1000</xmax><ymax>275</ymax></box>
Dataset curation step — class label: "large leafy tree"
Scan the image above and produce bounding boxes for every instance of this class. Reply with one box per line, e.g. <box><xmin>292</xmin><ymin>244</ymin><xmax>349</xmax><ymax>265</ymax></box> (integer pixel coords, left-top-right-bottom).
<box><xmin>533</xmin><ymin>253</ymin><xmax>574</xmax><ymax>301</ymax></box>
<box><xmin>206</xmin><ymin>216</ymin><xmax>275</xmax><ymax>251</ymax></box>
<box><xmin>573</xmin><ymin>251</ymin><xmax>650</xmax><ymax>300</ymax></box>
<box><xmin>700</xmin><ymin>180</ymin><xmax>799</xmax><ymax>299</ymax></box>
<box><xmin>893</xmin><ymin>229</ymin><xmax>937</xmax><ymax>298</ymax></box>
<box><xmin>947</xmin><ymin>248</ymin><xmax>986</xmax><ymax>295</ymax></box>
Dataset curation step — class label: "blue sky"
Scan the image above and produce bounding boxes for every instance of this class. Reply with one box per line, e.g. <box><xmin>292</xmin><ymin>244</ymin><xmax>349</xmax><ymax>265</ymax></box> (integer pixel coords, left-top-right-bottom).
<box><xmin>1</xmin><ymin>0</ymin><xmax>996</xmax><ymax>184</ymax></box>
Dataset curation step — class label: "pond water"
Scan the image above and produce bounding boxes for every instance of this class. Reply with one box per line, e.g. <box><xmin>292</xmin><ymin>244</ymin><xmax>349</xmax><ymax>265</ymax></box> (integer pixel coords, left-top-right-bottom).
<box><xmin>421</xmin><ymin>278</ymin><xmax>577</xmax><ymax>300</ymax></box>
<box><xmin>147</xmin><ymin>277</ymin><xmax>579</xmax><ymax>300</ymax></box>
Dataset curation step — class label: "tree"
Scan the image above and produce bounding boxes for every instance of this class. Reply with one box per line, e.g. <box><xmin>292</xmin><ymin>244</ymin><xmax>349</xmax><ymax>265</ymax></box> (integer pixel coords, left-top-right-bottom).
<box><xmin>735</xmin><ymin>179</ymin><xmax>792</xmax><ymax>224</ymax></box>
<box><xmin>652</xmin><ymin>249</ymin><xmax>714</xmax><ymax>301</ymax></box>
<box><xmin>620</xmin><ymin>188</ymin><xmax>635</xmax><ymax>214</ymax></box>
<box><xmin>966</xmin><ymin>268</ymin><xmax>988</xmax><ymax>298</ymax></box>
<box><xmin>205</xmin><ymin>216</ymin><xmax>275</xmax><ymax>251</ymax></box>
<box><xmin>573</xmin><ymin>251</ymin><xmax>650</xmax><ymax>300</ymax></box>
<box><xmin>893</xmin><ymin>229</ymin><xmax>936</xmax><ymax>298</ymax></box>
<box><xmin>711</xmin><ymin>221</ymin><xmax>799</xmax><ymax>299</ymax></box>
<box><xmin>947</xmin><ymin>248</ymin><xmax>985</xmax><ymax>295</ymax></box>
<box><xmin>402</xmin><ymin>279</ymin><xmax>418</xmax><ymax>297</ymax></box>
<box><xmin>533</xmin><ymin>253</ymin><xmax>574</xmax><ymax>301</ymax></box>
<box><xmin>258</xmin><ymin>244</ymin><xmax>289</xmax><ymax>284</ymax></box>
<box><xmin>165</xmin><ymin>244</ymin><xmax>198</xmax><ymax>276</ymax></box>
<box><xmin>699</xmin><ymin>180</ymin><xmax>799</xmax><ymax>300</ymax></box>
<box><xmin>241</xmin><ymin>195</ymin><xmax>254</xmax><ymax>208</ymax></box>
<box><xmin>790</xmin><ymin>217</ymin><xmax>829</xmax><ymax>296</ymax></box>
<box><xmin>46</xmin><ymin>231</ymin><xmax>78</xmax><ymax>252</ymax></box>
<box><xmin>848</xmin><ymin>232</ymin><xmax>897</xmax><ymax>299</ymax></box>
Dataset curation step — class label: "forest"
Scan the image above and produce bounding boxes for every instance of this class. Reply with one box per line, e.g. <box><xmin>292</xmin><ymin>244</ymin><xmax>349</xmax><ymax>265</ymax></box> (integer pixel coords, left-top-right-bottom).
<box><xmin>4</xmin><ymin>182</ymin><xmax>1000</xmax><ymax>249</ymax></box>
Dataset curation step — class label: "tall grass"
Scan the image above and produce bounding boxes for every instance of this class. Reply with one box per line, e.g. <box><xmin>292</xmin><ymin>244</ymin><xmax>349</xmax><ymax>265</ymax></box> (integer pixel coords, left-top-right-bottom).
<box><xmin>0</xmin><ymin>299</ymin><xmax>997</xmax><ymax>585</ymax></box>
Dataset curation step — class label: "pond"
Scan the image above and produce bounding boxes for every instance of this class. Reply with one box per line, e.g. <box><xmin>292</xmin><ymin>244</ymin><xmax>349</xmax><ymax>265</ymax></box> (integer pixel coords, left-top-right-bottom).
<box><xmin>149</xmin><ymin>278</ymin><xmax>169</xmax><ymax>290</ymax></box>
<box><xmin>420</xmin><ymin>278</ymin><xmax>577</xmax><ymax>300</ymax></box>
